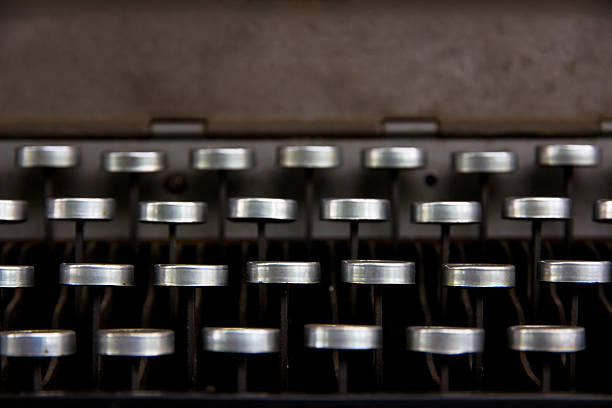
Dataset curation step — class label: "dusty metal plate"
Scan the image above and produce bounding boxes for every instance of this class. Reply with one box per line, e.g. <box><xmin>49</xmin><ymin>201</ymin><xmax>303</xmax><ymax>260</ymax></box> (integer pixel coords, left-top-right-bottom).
<box><xmin>1</xmin><ymin>1</ymin><xmax>611</xmax><ymax>135</ymax></box>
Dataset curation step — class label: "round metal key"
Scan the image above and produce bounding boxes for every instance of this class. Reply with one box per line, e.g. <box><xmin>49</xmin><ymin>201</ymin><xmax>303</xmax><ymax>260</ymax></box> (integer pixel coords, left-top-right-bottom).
<box><xmin>102</xmin><ymin>151</ymin><xmax>166</xmax><ymax>173</ymax></box>
<box><xmin>411</xmin><ymin>201</ymin><xmax>481</xmax><ymax>224</ymax></box>
<box><xmin>342</xmin><ymin>260</ymin><xmax>414</xmax><ymax>388</ymax></box>
<box><xmin>536</xmin><ymin>144</ymin><xmax>601</xmax><ymax>167</ymax></box>
<box><xmin>60</xmin><ymin>263</ymin><xmax>134</xmax><ymax>286</ymax></box>
<box><xmin>61</xmin><ymin>263</ymin><xmax>134</xmax><ymax>385</ymax></box>
<box><xmin>202</xmin><ymin>327</ymin><xmax>279</xmax><ymax>353</ymax></box>
<box><xmin>0</xmin><ymin>330</ymin><xmax>76</xmax><ymax>357</ymax></box>
<box><xmin>16</xmin><ymin>146</ymin><xmax>79</xmax><ymax>168</ymax></box>
<box><xmin>594</xmin><ymin>199</ymin><xmax>612</xmax><ymax>222</ymax></box>
<box><xmin>453</xmin><ymin>151</ymin><xmax>518</xmax><ymax>174</ymax></box>
<box><xmin>362</xmin><ymin>147</ymin><xmax>426</xmax><ymax>169</ymax></box>
<box><xmin>229</xmin><ymin>199</ymin><xmax>298</xmax><ymax>326</ymax></box>
<box><xmin>154</xmin><ymin>265</ymin><xmax>228</xmax><ymax>389</ymax></box>
<box><xmin>139</xmin><ymin>201</ymin><xmax>207</xmax><ymax>224</ymax></box>
<box><xmin>406</xmin><ymin>326</ymin><xmax>485</xmax><ymax>355</ymax></box>
<box><xmin>502</xmin><ymin>197</ymin><xmax>571</xmax><ymax>220</ymax></box>
<box><xmin>442</xmin><ymin>264</ymin><xmax>515</xmax><ymax>288</ymax></box>
<box><xmin>321</xmin><ymin>198</ymin><xmax>390</xmax><ymax>221</ymax></box>
<box><xmin>246</xmin><ymin>261</ymin><xmax>320</xmax><ymax>390</ymax></box>
<box><xmin>154</xmin><ymin>264</ymin><xmax>228</xmax><ymax>287</ymax></box>
<box><xmin>97</xmin><ymin>329</ymin><xmax>175</xmax><ymax>357</ymax></box>
<box><xmin>507</xmin><ymin>325</ymin><xmax>585</xmax><ymax>353</ymax></box>
<box><xmin>304</xmin><ymin>324</ymin><xmax>382</xmax><ymax>350</ymax></box>
<box><xmin>0</xmin><ymin>200</ymin><xmax>27</xmax><ymax>222</ymax></box>
<box><xmin>191</xmin><ymin>147</ymin><xmax>255</xmax><ymax>170</ymax></box>
<box><xmin>453</xmin><ymin>151</ymin><xmax>518</xmax><ymax>259</ymax></box>
<box><xmin>247</xmin><ymin>261</ymin><xmax>320</xmax><ymax>284</ymax></box>
<box><xmin>538</xmin><ymin>261</ymin><xmax>612</xmax><ymax>284</ymax></box>
<box><xmin>412</xmin><ymin>202</ymin><xmax>481</xmax><ymax>319</ymax></box>
<box><xmin>278</xmin><ymin>145</ymin><xmax>341</xmax><ymax>169</ymax></box>
<box><xmin>46</xmin><ymin>198</ymin><xmax>115</xmax><ymax>220</ymax></box>
<box><xmin>342</xmin><ymin>260</ymin><xmax>415</xmax><ymax>285</ymax></box>
<box><xmin>227</xmin><ymin>198</ymin><xmax>297</xmax><ymax>222</ymax></box>
<box><xmin>0</xmin><ymin>266</ymin><xmax>34</xmax><ymax>287</ymax></box>
<box><xmin>503</xmin><ymin>197</ymin><xmax>571</xmax><ymax>315</ymax></box>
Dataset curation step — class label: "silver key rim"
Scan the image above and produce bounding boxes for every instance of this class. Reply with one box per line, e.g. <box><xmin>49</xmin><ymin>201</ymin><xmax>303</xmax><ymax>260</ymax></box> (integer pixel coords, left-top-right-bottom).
<box><xmin>202</xmin><ymin>327</ymin><xmax>279</xmax><ymax>353</ymax></box>
<box><xmin>228</xmin><ymin>198</ymin><xmax>297</xmax><ymax>222</ymax></box>
<box><xmin>46</xmin><ymin>198</ymin><xmax>115</xmax><ymax>220</ymax></box>
<box><xmin>502</xmin><ymin>197</ymin><xmax>571</xmax><ymax>220</ymax></box>
<box><xmin>411</xmin><ymin>201</ymin><xmax>481</xmax><ymax>224</ymax></box>
<box><xmin>304</xmin><ymin>324</ymin><xmax>382</xmax><ymax>350</ymax></box>
<box><xmin>507</xmin><ymin>325</ymin><xmax>586</xmax><ymax>353</ymax></box>
<box><xmin>593</xmin><ymin>199</ymin><xmax>612</xmax><ymax>222</ymax></box>
<box><xmin>538</xmin><ymin>260</ymin><xmax>612</xmax><ymax>284</ymax></box>
<box><xmin>442</xmin><ymin>264</ymin><xmax>515</xmax><ymax>288</ymax></box>
<box><xmin>342</xmin><ymin>260</ymin><xmax>416</xmax><ymax>285</ymax></box>
<box><xmin>0</xmin><ymin>330</ymin><xmax>76</xmax><ymax>357</ymax></box>
<box><xmin>139</xmin><ymin>201</ymin><xmax>207</xmax><ymax>224</ymax></box>
<box><xmin>16</xmin><ymin>146</ymin><xmax>79</xmax><ymax>168</ymax></box>
<box><xmin>97</xmin><ymin>329</ymin><xmax>175</xmax><ymax>357</ymax></box>
<box><xmin>0</xmin><ymin>266</ymin><xmax>34</xmax><ymax>287</ymax></box>
<box><xmin>452</xmin><ymin>151</ymin><xmax>518</xmax><ymax>174</ymax></box>
<box><xmin>154</xmin><ymin>264</ymin><xmax>229</xmax><ymax>287</ymax></box>
<box><xmin>102</xmin><ymin>151</ymin><xmax>167</xmax><ymax>173</ymax></box>
<box><xmin>536</xmin><ymin>144</ymin><xmax>601</xmax><ymax>167</ymax></box>
<box><xmin>0</xmin><ymin>200</ymin><xmax>27</xmax><ymax>222</ymax></box>
<box><xmin>320</xmin><ymin>198</ymin><xmax>390</xmax><ymax>221</ymax></box>
<box><xmin>247</xmin><ymin>261</ymin><xmax>320</xmax><ymax>284</ymax></box>
<box><xmin>406</xmin><ymin>326</ymin><xmax>485</xmax><ymax>355</ymax></box>
<box><xmin>191</xmin><ymin>147</ymin><xmax>255</xmax><ymax>170</ymax></box>
<box><xmin>278</xmin><ymin>145</ymin><xmax>341</xmax><ymax>169</ymax></box>
<box><xmin>362</xmin><ymin>147</ymin><xmax>426</xmax><ymax>169</ymax></box>
<box><xmin>60</xmin><ymin>263</ymin><xmax>134</xmax><ymax>286</ymax></box>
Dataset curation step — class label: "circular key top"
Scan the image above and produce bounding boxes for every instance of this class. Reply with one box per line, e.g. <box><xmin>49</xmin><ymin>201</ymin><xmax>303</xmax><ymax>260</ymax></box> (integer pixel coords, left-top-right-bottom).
<box><xmin>154</xmin><ymin>265</ymin><xmax>228</xmax><ymax>389</ymax></box>
<box><xmin>0</xmin><ymin>330</ymin><xmax>76</xmax><ymax>357</ymax></box>
<box><xmin>411</xmin><ymin>201</ymin><xmax>481</xmax><ymax>224</ymax></box>
<box><xmin>0</xmin><ymin>200</ymin><xmax>27</xmax><ymax>222</ymax></box>
<box><xmin>342</xmin><ymin>260</ymin><xmax>415</xmax><ymax>285</ymax></box>
<box><xmin>191</xmin><ymin>147</ymin><xmax>255</xmax><ymax>170</ymax></box>
<box><xmin>47</xmin><ymin>198</ymin><xmax>115</xmax><ymax>220</ymax></box>
<box><xmin>0</xmin><ymin>266</ymin><xmax>34</xmax><ymax>287</ymax></box>
<box><xmin>442</xmin><ymin>264</ymin><xmax>515</xmax><ymax>288</ymax></box>
<box><xmin>406</xmin><ymin>326</ymin><xmax>485</xmax><ymax>355</ymax></box>
<box><xmin>228</xmin><ymin>198</ymin><xmax>297</xmax><ymax>222</ymax></box>
<box><xmin>154</xmin><ymin>264</ymin><xmax>228</xmax><ymax>286</ymax></box>
<box><xmin>60</xmin><ymin>263</ymin><xmax>134</xmax><ymax>286</ymax></box>
<box><xmin>536</xmin><ymin>144</ymin><xmax>601</xmax><ymax>167</ymax></box>
<box><xmin>247</xmin><ymin>261</ymin><xmax>320</xmax><ymax>284</ymax></box>
<box><xmin>593</xmin><ymin>199</ymin><xmax>612</xmax><ymax>222</ymax></box>
<box><xmin>321</xmin><ymin>198</ymin><xmax>390</xmax><ymax>221</ymax></box>
<box><xmin>139</xmin><ymin>201</ymin><xmax>207</xmax><ymax>224</ymax></box>
<box><xmin>202</xmin><ymin>327</ymin><xmax>279</xmax><ymax>353</ymax></box>
<box><xmin>341</xmin><ymin>261</ymin><xmax>413</xmax><ymax>388</ymax></box>
<box><xmin>247</xmin><ymin>261</ymin><xmax>319</xmax><ymax>390</ymax></box>
<box><xmin>507</xmin><ymin>325</ymin><xmax>585</xmax><ymax>353</ymax></box>
<box><xmin>453</xmin><ymin>151</ymin><xmax>518</xmax><ymax>174</ymax></box>
<box><xmin>97</xmin><ymin>329</ymin><xmax>174</xmax><ymax>357</ymax></box>
<box><xmin>538</xmin><ymin>260</ymin><xmax>612</xmax><ymax>284</ymax></box>
<box><xmin>278</xmin><ymin>145</ymin><xmax>341</xmax><ymax>169</ymax></box>
<box><xmin>102</xmin><ymin>151</ymin><xmax>166</xmax><ymax>173</ymax></box>
<box><xmin>16</xmin><ymin>146</ymin><xmax>79</xmax><ymax>168</ymax></box>
<box><xmin>362</xmin><ymin>147</ymin><xmax>426</xmax><ymax>169</ymax></box>
<box><xmin>304</xmin><ymin>324</ymin><xmax>382</xmax><ymax>350</ymax></box>
<box><xmin>502</xmin><ymin>197</ymin><xmax>571</xmax><ymax>220</ymax></box>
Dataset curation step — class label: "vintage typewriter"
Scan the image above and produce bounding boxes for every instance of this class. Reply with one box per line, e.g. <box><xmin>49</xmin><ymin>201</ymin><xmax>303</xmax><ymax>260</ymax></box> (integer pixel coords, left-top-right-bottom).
<box><xmin>1</xmin><ymin>1</ymin><xmax>612</xmax><ymax>407</ymax></box>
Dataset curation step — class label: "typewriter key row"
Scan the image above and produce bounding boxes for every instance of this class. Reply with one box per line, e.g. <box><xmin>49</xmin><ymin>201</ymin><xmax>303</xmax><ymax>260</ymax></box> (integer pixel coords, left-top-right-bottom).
<box><xmin>0</xmin><ymin>323</ymin><xmax>587</xmax><ymax>393</ymax></box>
